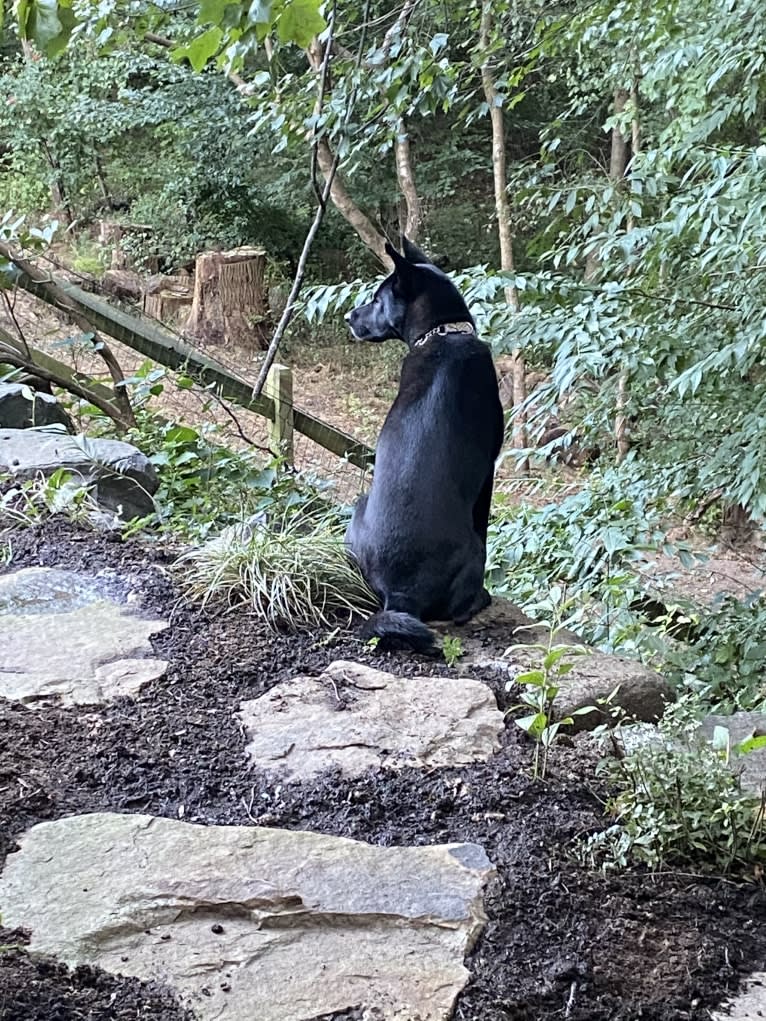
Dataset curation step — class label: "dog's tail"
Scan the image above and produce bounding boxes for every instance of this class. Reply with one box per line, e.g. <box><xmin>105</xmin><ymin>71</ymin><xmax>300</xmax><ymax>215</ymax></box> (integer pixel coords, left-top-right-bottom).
<box><xmin>359</xmin><ymin>610</ymin><xmax>436</xmax><ymax>653</ymax></box>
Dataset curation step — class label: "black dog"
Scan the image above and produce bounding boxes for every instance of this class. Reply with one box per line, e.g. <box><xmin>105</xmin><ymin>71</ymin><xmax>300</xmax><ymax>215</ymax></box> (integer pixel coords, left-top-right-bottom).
<box><xmin>345</xmin><ymin>237</ymin><xmax>504</xmax><ymax>651</ymax></box>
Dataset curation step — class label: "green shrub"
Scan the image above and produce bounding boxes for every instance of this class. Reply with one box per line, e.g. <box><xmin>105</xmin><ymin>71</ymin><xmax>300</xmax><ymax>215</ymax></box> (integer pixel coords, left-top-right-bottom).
<box><xmin>179</xmin><ymin>511</ymin><xmax>377</xmax><ymax>630</ymax></box>
<box><xmin>581</xmin><ymin>720</ymin><xmax>766</xmax><ymax>874</ymax></box>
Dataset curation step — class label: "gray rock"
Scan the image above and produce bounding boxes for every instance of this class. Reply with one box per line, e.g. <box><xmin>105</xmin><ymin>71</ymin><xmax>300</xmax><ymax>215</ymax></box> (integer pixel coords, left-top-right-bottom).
<box><xmin>0</xmin><ymin>565</ymin><xmax>106</xmax><ymax>614</ymax></box>
<box><xmin>0</xmin><ymin>382</ymin><xmax>73</xmax><ymax>432</ymax></box>
<box><xmin>0</xmin><ymin>427</ymin><xmax>158</xmax><ymax>520</ymax></box>
<box><xmin>0</xmin><ymin>813</ymin><xmax>494</xmax><ymax>1021</ymax></box>
<box><xmin>0</xmin><ymin>566</ymin><xmax>168</xmax><ymax>705</ymax></box>
<box><xmin>440</xmin><ymin>596</ymin><xmax>672</xmax><ymax>732</ymax></box>
<box><xmin>510</xmin><ymin>646</ymin><xmax>673</xmax><ymax>731</ymax></box>
<box><xmin>238</xmin><ymin>659</ymin><xmax>504</xmax><ymax>779</ymax></box>
<box><xmin>699</xmin><ymin>712</ymin><xmax>766</xmax><ymax>796</ymax></box>
<box><xmin>711</xmin><ymin>973</ymin><xmax>766</xmax><ymax>1020</ymax></box>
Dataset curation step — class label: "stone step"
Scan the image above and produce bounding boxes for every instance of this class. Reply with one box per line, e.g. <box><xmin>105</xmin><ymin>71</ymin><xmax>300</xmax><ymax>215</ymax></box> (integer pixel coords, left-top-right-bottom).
<box><xmin>238</xmin><ymin>659</ymin><xmax>505</xmax><ymax>780</ymax></box>
<box><xmin>0</xmin><ymin>813</ymin><xmax>495</xmax><ymax>1021</ymax></box>
<box><xmin>0</xmin><ymin>566</ymin><xmax>167</xmax><ymax>705</ymax></box>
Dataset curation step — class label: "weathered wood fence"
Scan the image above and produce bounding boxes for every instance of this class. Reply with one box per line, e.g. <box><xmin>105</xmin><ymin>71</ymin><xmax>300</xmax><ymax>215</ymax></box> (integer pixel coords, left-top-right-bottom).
<box><xmin>15</xmin><ymin>271</ymin><xmax>374</xmax><ymax>471</ymax></box>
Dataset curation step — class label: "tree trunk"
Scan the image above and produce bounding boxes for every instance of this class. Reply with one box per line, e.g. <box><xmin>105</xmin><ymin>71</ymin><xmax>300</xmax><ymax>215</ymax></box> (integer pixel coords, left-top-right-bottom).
<box><xmin>480</xmin><ymin>0</ymin><xmax>527</xmax><ymax>464</ymax></box>
<box><xmin>395</xmin><ymin>119</ymin><xmax>421</xmax><ymax>240</ymax></box>
<box><xmin>314</xmin><ymin>138</ymin><xmax>391</xmax><ymax>270</ymax></box>
<box><xmin>612</xmin><ymin>87</ymin><xmax>633</xmax><ymax>464</ymax></box>
<box><xmin>185</xmin><ymin>247</ymin><xmax>270</xmax><ymax>348</ymax></box>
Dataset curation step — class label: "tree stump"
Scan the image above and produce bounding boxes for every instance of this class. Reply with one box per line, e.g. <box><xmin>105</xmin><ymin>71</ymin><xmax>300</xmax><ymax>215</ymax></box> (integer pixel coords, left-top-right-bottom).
<box><xmin>143</xmin><ymin>274</ymin><xmax>194</xmax><ymax>327</ymax></box>
<box><xmin>185</xmin><ymin>247</ymin><xmax>269</xmax><ymax>348</ymax></box>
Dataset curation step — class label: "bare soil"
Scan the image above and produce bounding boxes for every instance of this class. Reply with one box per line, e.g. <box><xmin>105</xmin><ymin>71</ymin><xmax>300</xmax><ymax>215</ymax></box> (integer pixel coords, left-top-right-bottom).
<box><xmin>1</xmin><ymin>517</ymin><xmax>765</xmax><ymax>1021</ymax></box>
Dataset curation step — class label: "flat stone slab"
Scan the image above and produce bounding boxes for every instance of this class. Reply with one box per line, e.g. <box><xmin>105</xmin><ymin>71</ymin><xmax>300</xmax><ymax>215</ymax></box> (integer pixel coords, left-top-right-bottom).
<box><xmin>711</xmin><ymin>973</ymin><xmax>766</xmax><ymax>1020</ymax></box>
<box><xmin>238</xmin><ymin>659</ymin><xmax>504</xmax><ymax>779</ymax></box>
<box><xmin>0</xmin><ymin>813</ymin><xmax>494</xmax><ymax>1021</ymax></box>
<box><xmin>0</xmin><ymin>567</ymin><xmax>168</xmax><ymax>705</ymax></box>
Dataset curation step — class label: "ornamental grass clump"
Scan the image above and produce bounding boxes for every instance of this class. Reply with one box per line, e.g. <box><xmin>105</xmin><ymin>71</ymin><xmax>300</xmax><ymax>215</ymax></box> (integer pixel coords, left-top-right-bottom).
<box><xmin>179</xmin><ymin>512</ymin><xmax>378</xmax><ymax>631</ymax></box>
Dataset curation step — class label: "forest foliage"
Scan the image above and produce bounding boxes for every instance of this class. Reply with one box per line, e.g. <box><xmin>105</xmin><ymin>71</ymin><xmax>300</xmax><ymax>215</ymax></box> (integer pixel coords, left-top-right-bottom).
<box><xmin>1</xmin><ymin>1</ymin><xmax>766</xmax><ymax>702</ymax></box>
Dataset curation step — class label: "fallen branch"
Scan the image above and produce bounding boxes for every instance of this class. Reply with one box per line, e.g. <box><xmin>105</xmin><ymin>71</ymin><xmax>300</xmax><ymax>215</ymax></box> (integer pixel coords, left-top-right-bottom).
<box><xmin>0</xmin><ymin>241</ymin><xmax>136</xmax><ymax>428</ymax></box>
<box><xmin>0</xmin><ymin>324</ymin><xmax>132</xmax><ymax>428</ymax></box>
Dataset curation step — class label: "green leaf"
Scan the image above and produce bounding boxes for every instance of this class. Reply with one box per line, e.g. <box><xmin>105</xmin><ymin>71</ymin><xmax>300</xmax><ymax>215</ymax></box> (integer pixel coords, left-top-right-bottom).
<box><xmin>516</xmin><ymin>712</ymin><xmax>547</xmax><ymax>739</ymax></box>
<box><xmin>276</xmin><ymin>0</ymin><xmax>326</xmax><ymax>47</ymax></box>
<box><xmin>20</xmin><ymin>0</ymin><xmax>75</xmax><ymax>58</ymax></box>
<box><xmin>735</xmin><ymin>735</ymin><xmax>766</xmax><ymax>756</ymax></box>
<box><xmin>248</xmin><ymin>0</ymin><xmax>273</xmax><ymax>23</ymax></box>
<box><xmin>543</xmin><ymin>646</ymin><xmax>569</xmax><ymax>670</ymax></box>
<box><xmin>199</xmin><ymin>0</ymin><xmax>235</xmax><ymax>24</ymax></box>
<box><xmin>165</xmin><ymin>425</ymin><xmax>199</xmax><ymax>444</ymax></box>
<box><xmin>516</xmin><ymin>669</ymin><xmax>545</xmax><ymax>686</ymax></box>
<box><xmin>173</xmin><ymin>27</ymin><xmax>224</xmax><ymax>72</ymax></box>
<box><xmin>711</xmin><ymin>725</ymin><xmax>730</xmax><ymax>754</ymax></box>
<box><xmin>430</xmin><ymin>33</ymin><xmax>448</xmax><ymax>54</ymax></box>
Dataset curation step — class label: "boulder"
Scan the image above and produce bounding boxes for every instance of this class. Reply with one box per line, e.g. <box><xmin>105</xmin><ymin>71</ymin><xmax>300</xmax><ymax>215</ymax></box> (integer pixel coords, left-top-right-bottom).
<box><xmin>0</xmin><ymin>427</ymin><xmax>158</xmax><ymax>520</ymax></box>
<box><xmin>238</xmin><ymin>659</ymin><xmax>505</xmax><ymax>779</ymax></box>
<box><xmin>0</xmin><ymin>813</ymin><xmax>495</xmax><ymax>1021</ymax></box>
<box><xmin>0</xmin><ymin>566</ymin><xmax>168</xmax><ymax>705</ymax></box>
<box><xmin>438</xmin><ymin>597</ymin><xmax>673</xmax><ymax>731</ymax></box>
<box><xmin>0</xmin><ymin>382</ymin><xmax>73</xmax><ymax>432</ymax></box>
<box><xmin>507</xmin><ymin>644</ymin><xmax>673</xmax><ymax>731</ymax></box>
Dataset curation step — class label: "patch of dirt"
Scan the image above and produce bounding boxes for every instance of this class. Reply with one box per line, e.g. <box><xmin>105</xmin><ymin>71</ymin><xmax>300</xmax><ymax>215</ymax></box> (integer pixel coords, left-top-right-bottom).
<box><xmin>0</xmin><ymin>929</ymin><xmax>195</xmax><ymax>1021</ymax></box>
<box><xmin>642</xmin><ymin>546</ymin><xmax>766</xmax><ymax>607</ymax></box>
<box><xmin>1</xmin><ymin>518</ymin><xmax>765</xmax><ymax>1021</ymax></box>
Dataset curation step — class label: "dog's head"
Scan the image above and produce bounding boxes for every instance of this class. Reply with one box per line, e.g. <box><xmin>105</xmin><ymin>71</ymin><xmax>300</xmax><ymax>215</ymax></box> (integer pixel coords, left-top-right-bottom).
<box><xmin>346</xmin><ymin>237</ymin><xmax>463</xmax><ymax>344</ymax></box>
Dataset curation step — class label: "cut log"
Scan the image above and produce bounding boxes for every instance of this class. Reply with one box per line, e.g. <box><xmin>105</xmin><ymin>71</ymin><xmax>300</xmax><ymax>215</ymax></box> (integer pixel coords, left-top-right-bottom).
<box><xmin>102</xmin><ymin>269</ymin><xmax>143</xmax><ymax>303</ymax></box>
<box><xmin>185</xmin><ymin>246</ymin><xmax>269</xmax><ymax>348</ymax></box>
<box><xmin>143</xmin><ymin>274</ymin><xmax>194</xmax><ymax>327</ymax></box>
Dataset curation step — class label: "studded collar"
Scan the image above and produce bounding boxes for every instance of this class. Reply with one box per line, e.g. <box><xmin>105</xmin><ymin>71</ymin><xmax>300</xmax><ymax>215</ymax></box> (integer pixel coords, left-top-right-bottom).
<box><xmin>413</xmin><ymin>321</ymin><xmax>476</xmax><ymax>348</ymax></box>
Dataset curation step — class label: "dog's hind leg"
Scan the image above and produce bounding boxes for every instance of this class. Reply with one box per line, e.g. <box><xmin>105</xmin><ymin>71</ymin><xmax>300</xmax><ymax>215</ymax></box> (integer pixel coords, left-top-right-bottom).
<box><xmin>453</xmin><ymin>586</ymin><xmax>491</xmax><ymax>625</ymax></box>
<box><xmin>447</xmin><ymin>554</ymin><xmax>491</xmax><ymax>626</ymax></box>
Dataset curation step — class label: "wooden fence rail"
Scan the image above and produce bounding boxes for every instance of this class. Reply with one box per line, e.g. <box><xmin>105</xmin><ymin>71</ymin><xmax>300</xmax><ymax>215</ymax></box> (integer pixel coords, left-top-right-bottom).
<box><xmin>16</xmin><ymin>271</ymin><xmax>374</xmax><ymax>471</ymax></box>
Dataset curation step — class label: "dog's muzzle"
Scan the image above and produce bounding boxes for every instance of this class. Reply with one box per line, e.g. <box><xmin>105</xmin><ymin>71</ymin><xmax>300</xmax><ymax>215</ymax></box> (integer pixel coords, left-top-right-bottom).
<box><xmin>345</xmin><ymin>310</ymin><xmax>364</xmax><ymax>341</ymax></box>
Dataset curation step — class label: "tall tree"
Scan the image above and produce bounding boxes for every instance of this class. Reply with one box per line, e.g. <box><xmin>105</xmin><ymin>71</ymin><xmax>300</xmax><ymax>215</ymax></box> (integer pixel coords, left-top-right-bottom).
<box><xmin>479</xmin><ymin>0</ymin><xmax>527</xmax><ymax>460</ymax></box>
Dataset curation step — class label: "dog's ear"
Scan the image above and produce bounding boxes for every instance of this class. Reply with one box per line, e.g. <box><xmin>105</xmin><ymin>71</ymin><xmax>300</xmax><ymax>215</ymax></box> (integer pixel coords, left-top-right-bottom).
<box><xmin>385</xmin><ymin>241</ymin><xmax>418</xmax><ymax>283</ymax></box>
<box><xmin>401</xmin><ymin>236</ymin><xmax>432</xmax><ymax>265</ymax></box>
<box><xmin>385</xmin><ymin>241</ymin><xmax>401</xmax><ymax>263</ymax></box>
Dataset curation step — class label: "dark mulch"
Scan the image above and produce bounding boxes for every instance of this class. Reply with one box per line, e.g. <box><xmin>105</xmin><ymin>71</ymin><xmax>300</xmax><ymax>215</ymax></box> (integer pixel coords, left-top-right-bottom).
<box><xmin>1</xmin><ymin>518</ymin><xmax>765</xmax><ymax>1021</ymax></box>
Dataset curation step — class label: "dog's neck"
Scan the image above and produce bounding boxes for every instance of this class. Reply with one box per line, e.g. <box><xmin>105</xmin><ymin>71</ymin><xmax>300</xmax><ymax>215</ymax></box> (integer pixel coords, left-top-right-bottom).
<box><xmin>412</xmin><ymin>321</ymin><xmax>476</xmax><ymax>348</ymax></box>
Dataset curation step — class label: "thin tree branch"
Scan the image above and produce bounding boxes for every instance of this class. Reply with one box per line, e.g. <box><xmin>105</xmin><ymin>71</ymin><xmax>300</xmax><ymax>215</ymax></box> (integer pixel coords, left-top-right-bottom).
<box><xmin>308</xmin><ymin>26</ymin><xmax>335</xmax><ymax>209</ymax></box>
<box><xmin>253</xmin><ymin>0</ymin><xmax>372</xmax><ymax>398</ymax></box>
<box><xmin>200</xmin><ymin>383</ymin><xmax>272</xmax><ymax>453</ymax></box>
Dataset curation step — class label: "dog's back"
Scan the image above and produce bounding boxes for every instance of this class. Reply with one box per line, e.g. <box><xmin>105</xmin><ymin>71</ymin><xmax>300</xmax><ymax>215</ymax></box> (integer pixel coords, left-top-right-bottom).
<box><xmin>371</xmin><ymin>334</ymin><xmax>501</xmax><ymax>541</ymax></box>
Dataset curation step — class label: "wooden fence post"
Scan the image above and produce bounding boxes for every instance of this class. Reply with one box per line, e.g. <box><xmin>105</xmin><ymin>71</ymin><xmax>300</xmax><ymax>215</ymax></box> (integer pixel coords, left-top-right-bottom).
<box><xmin>267</xmin><ymin>363</ymin><xmax>294</xmax><ymax>464</ymax></box>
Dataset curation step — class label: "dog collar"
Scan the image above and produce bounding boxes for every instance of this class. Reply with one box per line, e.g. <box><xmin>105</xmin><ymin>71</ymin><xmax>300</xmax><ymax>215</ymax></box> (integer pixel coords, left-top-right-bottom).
<box><xmin>413</xmin><ymin>321</ymin><xmax>475</xmax><ymax>348</ymax></box>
